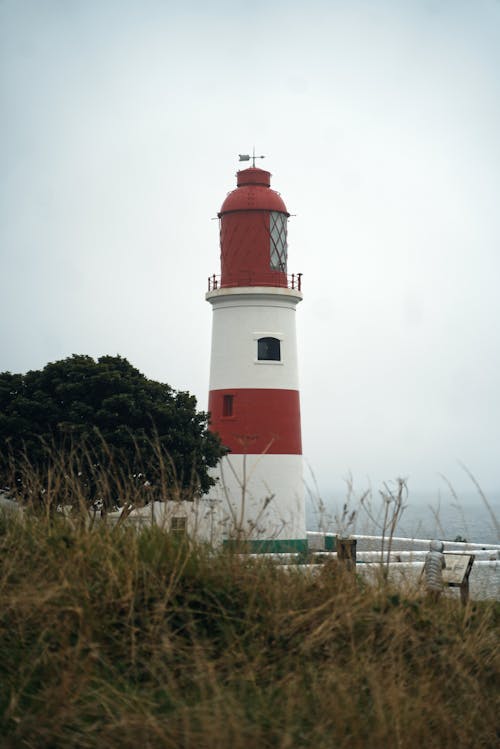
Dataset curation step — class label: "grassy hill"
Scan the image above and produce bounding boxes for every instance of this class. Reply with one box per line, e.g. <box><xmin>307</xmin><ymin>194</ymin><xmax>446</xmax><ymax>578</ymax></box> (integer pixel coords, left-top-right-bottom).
<box><xmin>0</xmin><ymin>509</ymin><xmax>498</xmax><ymax>748</ymax></box>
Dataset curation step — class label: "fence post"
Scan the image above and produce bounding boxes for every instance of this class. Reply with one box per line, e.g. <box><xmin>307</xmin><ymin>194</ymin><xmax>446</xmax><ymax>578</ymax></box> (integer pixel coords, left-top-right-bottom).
<box><xmin>337</xmin><ymin>538</ymin><xmax>357</xmax><ymax>571</ymax></box>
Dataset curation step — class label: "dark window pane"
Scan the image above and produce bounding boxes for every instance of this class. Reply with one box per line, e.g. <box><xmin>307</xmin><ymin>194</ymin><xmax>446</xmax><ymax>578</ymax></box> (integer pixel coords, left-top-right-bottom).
<box><xmin>223</xmin><ymin>394</ymin><xmax>233</xmax><ymax>417</ymax></box>
<box><xmin>257</xmin><ymin>337</ymin><xmax>281</xmax><ymax>361</ymax></box>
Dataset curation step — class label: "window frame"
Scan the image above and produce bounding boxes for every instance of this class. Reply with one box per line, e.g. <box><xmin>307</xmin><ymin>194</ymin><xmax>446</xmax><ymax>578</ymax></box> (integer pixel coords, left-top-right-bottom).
<box><xmin>269</xmin><ymin>211</ymin><xmax>288</xmax><ymax>273</ymax></box>
<box><xmin>222</xmin><ymin>393</ymin><xmax>234</xmax><ymax>418</ymax></box>
<box><xmin>171</xmin><ymin>516</ymin><xmax>187</xmax><ymax>535</ymax></box>
<box><xmin>256</xmin><ymin>336</ymin><xmax>282</xmax><ymax>363</ymax></box>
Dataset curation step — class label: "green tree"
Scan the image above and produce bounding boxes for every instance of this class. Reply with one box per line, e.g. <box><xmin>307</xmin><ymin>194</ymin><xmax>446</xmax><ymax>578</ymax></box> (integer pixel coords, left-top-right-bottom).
<box><xmin>0</xmin><ymin>355</ymin><xmax>224</xmax><ymax>504</ymax></box>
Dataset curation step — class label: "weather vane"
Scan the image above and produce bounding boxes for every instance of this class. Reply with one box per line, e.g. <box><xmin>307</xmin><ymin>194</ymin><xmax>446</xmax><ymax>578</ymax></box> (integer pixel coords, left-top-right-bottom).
<box><xmin>238</xmin><ymin>147</ymin><xmax>265</xmax><ymax>168</ymax></box>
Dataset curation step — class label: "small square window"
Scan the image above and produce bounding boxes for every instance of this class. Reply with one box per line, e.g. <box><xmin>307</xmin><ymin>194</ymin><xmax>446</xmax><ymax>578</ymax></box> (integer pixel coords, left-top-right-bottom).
<box><xmin>257</xmin><ymin>337</ymin><xmax>281</xmax><ymax>361</ymax></box>
<box><xmin>223</xmin><ymin>394</ymin><xmax>234</xmax><ymax>417</ymax></box>
<box><xmin>172</xmin><ymin>516</ymin><xmax>187</xmax><ymax>535</ymax></box>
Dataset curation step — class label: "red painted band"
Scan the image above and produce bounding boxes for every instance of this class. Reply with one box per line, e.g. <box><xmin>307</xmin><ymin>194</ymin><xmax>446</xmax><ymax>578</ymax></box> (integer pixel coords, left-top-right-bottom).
<box><xmin>208</xmin><ymin>388</ymin><xmax>302</xmax><ymax>455</ymax></box>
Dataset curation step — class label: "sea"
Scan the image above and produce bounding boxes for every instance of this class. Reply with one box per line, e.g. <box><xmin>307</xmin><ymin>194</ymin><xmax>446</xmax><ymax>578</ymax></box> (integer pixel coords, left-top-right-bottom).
<box><xmin>306</xmin><ymin>490</ymin><xmax>500</xmax><ymax>600</ymax></box>
<box><xmin>306</xmin><ymin>490</ymin><xmax>500</xmax><ymax>544</ymax></box>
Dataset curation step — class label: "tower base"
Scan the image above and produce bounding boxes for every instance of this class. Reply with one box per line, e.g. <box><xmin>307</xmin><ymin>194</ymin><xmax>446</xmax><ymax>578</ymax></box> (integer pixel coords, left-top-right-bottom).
<box><xmin>207</xmin><ymin>453</ymin><xmax>306</xmax><ymax>550</ymax></box>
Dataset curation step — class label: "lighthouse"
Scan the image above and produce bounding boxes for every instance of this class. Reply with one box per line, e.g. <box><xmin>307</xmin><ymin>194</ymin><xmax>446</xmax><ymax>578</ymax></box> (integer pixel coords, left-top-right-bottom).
<box><xmin>206</xmin><ymin>161</ymin><xmax>306</xmax><ymax>552</ymax></box>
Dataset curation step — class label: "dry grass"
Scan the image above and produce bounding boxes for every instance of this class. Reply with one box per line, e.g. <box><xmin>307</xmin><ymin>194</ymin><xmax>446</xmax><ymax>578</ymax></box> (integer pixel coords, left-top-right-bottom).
<box><xmin>0</xmin><ymin>497</ymin><xmax>498</xmax><ymax>749</ymax></box>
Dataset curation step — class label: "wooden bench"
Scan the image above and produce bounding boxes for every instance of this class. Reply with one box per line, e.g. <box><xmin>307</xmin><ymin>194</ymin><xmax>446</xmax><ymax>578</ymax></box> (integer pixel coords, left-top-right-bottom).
<box><xmin>443</xmin><ymin>553</ymin><xmax>475</xmax><ymax>604</ymax></box>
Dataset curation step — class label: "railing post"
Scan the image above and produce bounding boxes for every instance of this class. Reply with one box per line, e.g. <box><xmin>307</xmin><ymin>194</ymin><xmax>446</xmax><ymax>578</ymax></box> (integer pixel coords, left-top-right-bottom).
<box><xmin>297</xmin><ymin>273</ymin><xmax>302</xmax><ymax>292</ymax></box>
<box><xmin>291</xmin><ymin>273</ymin><xmax>295</xmax><ymax>289</ymax></box>
<box><xmin>337</xmin><ymin>538</ymin><xmax>357</xmax><ymax>571</ymax></box>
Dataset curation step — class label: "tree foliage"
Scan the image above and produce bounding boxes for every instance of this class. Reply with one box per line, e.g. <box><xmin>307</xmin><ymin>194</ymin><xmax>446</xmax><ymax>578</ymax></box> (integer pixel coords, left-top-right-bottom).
<box><xmin>0</xmin><ymin>354</ymin><xmax>224</xmax><ymax>502</ymax></box>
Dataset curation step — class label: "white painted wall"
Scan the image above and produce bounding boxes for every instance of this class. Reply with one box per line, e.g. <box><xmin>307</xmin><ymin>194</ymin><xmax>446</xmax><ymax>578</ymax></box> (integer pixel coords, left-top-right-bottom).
<box><xmin>207</xmin><ymin>453</ymin><xmax>306</xmax><ymax>542</ymax></box>
<box><xmin>206</xmin><ymin>287</ymin><xmax>302</xmax><ymax>391</ymax></box>
<box><xmin>107</xmin><ymin>499</ymin><xmax>224</xmax><ymax>545</ymax></box>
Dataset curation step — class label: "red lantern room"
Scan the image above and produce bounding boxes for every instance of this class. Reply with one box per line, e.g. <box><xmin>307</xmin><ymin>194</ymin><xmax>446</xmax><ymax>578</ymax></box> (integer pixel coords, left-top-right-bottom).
<box><xmin>218</xmin><ymin>167</ymin><xmax>290</xmax><ymax>289</ymax></box>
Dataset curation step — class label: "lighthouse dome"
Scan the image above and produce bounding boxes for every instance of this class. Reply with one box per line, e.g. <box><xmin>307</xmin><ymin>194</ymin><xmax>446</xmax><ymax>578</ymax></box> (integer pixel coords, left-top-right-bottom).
<box><xmin>219</xmin><ymin>167</ymin><xmax>289</xmax><ymax>215</ymax></box>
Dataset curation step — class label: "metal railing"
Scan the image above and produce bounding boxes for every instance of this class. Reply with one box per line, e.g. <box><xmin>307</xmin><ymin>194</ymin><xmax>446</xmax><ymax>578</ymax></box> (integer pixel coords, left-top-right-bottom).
<box><xmin>207</xmin><ymin>273</ymin><xmax>302</xmax><ymax>292</ymax></box>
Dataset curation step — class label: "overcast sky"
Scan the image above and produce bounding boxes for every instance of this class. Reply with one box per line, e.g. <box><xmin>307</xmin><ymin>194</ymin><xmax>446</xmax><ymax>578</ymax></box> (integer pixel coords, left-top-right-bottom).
<box><xmin>1</xmin><ymin>0</ymin><xmax>499</xmax><ymax>503</ymax></box>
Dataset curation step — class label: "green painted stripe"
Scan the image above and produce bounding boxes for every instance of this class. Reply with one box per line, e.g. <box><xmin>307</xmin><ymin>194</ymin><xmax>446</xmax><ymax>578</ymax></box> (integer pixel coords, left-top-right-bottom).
<box><xmin>325</xmin><ymin>535</ymin><xmax>336</xmax><ymax>551</ymax></box>
<box><xmin>223</xmin><ymin>538</ymin><xmax>308</xmax><ymax>553</ymax></box>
